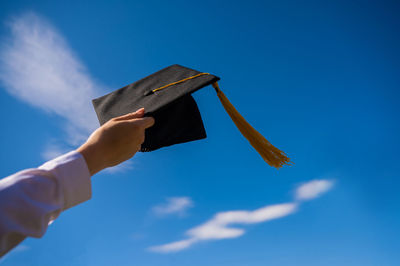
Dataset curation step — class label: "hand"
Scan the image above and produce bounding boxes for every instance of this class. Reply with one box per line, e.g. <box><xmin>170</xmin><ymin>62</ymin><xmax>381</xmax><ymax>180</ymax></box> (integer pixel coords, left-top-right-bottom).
<box><xmin>77</xmin><ymin>108</ymin><xmax>155</xmax><ymax>176</ymax></box>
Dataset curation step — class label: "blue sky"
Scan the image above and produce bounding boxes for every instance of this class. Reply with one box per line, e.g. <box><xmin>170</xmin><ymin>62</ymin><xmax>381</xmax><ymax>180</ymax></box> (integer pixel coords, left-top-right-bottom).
<box><xmin>0</xmin><ymin>0</ymin><xmax>399</xmax><ymax>265</ymax></box>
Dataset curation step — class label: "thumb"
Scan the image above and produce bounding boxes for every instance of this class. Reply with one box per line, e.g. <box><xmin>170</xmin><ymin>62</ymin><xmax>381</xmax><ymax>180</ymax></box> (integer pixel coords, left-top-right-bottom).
<box><xmin>114</xmin><ymin>108</ymin><xmax>145</xmax><ymax>121</ymax></box>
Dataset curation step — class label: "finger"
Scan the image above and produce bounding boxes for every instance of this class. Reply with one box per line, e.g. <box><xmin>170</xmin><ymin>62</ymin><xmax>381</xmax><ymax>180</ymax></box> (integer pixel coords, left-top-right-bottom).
<box><xmin>133</xmin><ymin>117</ymin><xmax>155</xmax><ymax>129</ymax></box>
<box><xmin>114</xmin><ymin>108</ymin><xmax>145</xmax><ymax>121</ymax></box>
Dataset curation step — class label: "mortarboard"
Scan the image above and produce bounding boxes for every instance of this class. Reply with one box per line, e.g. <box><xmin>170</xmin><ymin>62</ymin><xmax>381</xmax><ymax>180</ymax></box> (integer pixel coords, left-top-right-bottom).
<box><xmin>92</xmin><ymin>64</ymin><xmax>291</xmax><ymax>168</ymax></box>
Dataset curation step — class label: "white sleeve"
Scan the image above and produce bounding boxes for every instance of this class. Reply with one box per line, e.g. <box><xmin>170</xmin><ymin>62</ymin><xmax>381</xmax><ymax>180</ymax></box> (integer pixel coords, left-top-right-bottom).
<box><xmin>0</xmin><ymin>151</ymin><xmax>92</xmax><ymax>257</ymax></box>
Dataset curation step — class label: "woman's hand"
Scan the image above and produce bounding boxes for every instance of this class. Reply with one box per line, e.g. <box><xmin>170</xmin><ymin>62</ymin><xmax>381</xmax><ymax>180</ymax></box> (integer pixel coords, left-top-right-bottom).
<box><xmin>77</xmin><ymin>108</ymin><xmax>155</xmax><ymax>175</ymax></box>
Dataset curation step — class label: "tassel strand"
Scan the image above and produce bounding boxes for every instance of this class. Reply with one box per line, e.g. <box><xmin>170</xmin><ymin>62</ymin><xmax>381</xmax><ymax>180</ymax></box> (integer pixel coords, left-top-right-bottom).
<box><xmin>212</xmin><ymin>82</ymin><xmax>292</xmax><ymax>169</ymax></box>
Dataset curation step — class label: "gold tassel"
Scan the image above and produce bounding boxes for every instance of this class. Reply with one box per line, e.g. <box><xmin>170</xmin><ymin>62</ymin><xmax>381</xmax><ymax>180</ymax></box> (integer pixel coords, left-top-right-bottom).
<box><xmin>212</xmin><ymin>82</ymin><xmax>292</xmax><ymax>169</ymax></box>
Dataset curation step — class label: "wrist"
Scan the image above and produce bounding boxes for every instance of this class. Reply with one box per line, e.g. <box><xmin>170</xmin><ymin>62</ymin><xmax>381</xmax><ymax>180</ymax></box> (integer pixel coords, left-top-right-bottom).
<box><xmin>77</xmin><ymin>144</ymin><xmax>104</xmax><ymax>176</ymax></box>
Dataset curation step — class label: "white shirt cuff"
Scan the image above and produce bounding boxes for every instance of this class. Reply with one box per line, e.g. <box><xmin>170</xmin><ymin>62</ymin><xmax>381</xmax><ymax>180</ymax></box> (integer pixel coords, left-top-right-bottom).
<box><xmin>39</xmin><ymin>151</ymin><xmax>92</xmax><ymax>210</ymax></box>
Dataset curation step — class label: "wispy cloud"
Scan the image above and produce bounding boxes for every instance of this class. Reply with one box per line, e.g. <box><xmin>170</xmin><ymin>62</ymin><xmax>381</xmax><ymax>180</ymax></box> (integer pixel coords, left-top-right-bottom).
<box><xmin>0</xmin><ymin>245</ymin><xmax>29</xmax><ymax>264</ymax></box>
<box><xmin>41</xmin><ymin>140</ymin><xmax>68</xmax><ymax>161</ymax></box>
<box><xmin>295</xmin><ymin>179</ymin><xmax>335</xmax><ymax>201</ymax></box>
<box><xmin>149</xmin><ymin>179</ymin><xmax>334</xmax><ymax>253</ymax></box>
<box><xmin>187</xmin><ymin>203</ymin><xmax>297</xmax><ymax>240</ymax></box>
<box><xmin>0</xmin><ymin>12</ymin><xmax>104</xmax><ymax>155</ymax></box>
<box><xmin>149</xmin><ymin>238</ymin><xmax>198</xmax><ymax>253</ymax></box>
<box><xmin>152</xmin><ymin>197</ymin><xmax>194</xmax><ymax>216</ymax></box>
<box><xmin>149</xmin><ymin>203</ymin><xmax>297</xmax><ymax>253</ymax></box>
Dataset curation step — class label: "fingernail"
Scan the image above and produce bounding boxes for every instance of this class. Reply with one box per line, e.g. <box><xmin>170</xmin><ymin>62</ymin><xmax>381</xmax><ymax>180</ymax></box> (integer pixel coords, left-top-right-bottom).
<box><xmin>137</xmin><ymin>108</ymin><xmax>145</xmax><ymax>113</ymax></box>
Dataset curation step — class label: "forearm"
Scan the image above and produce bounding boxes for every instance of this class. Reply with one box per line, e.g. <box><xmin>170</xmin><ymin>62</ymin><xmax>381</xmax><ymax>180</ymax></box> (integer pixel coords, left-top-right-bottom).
<box><xmin>0</xmin><ymin>108</ymin><xmax>153</xmax><ymax>257</ymax></box>
<box><xmin>0</xmin><ymin>151</ymin><xmax>91</xmax><ymax>257</ymax></box>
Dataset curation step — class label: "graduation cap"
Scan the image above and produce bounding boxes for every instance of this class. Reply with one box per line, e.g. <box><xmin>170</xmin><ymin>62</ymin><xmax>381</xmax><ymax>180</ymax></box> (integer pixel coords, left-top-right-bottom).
<box><xmin>92</xmin><ymin>64</ymin><xmax>291</xmax><ymax>168</ymax></box>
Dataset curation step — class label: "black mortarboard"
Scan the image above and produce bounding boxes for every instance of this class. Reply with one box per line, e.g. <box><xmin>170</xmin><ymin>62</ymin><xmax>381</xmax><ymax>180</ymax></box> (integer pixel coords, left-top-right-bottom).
<box><xmin>92</xmin><ymin>64</ymin><xmax>291</xmax><ymax>168</ymax></box>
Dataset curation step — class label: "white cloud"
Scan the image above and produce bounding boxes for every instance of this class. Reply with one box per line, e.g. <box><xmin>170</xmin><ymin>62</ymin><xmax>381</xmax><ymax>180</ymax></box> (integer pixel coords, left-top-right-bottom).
<box><xmin>149</xmin><ymin>203</ymin><xmax>297</xmax><ymax>253</ymax></box>
<box><xmin>188</xmin><ymin>203</ymin><xmax>297</xmax><ymax>241</ymax></box>
<box><xmin>148</xmin><ymin>238</ymin><xmax>198</xmax><ymax>253</ymax></box>
<box><xmin>150</xmin><ymin>179</ymin><xmax>335</xmax><ymax>253</ymax></box>
<box><xmin>0</xmin><ymin>12</ymin><xmax>104</xmax><ymax>156</ymax></box>
<box><xmin>41</xmin><ymin>141</ymin><xmax>68</xmax><ymax>161</ymax></box>
<box><xmin>0</xmin><ymin>245</ymin><xmax>30</xmax><ymax>264</ymax></box>
<box><xmin>152</xmin><ymin>197</ymin><xmax>194</xmax><ymax>216</ymax></box>
<box><xmin>295</xmin><ymin>179</ymin><xmax>334</xmax><ymax>201</ymax></box>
